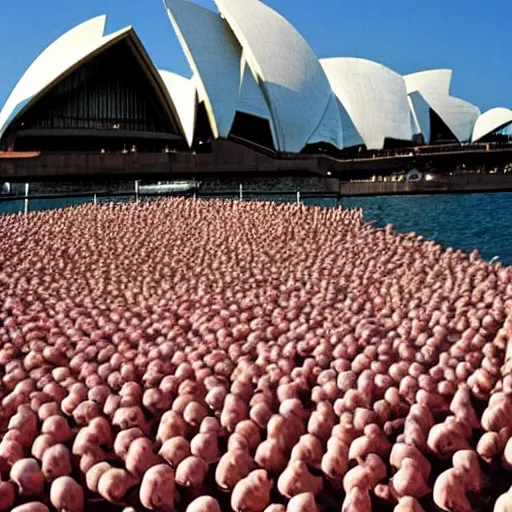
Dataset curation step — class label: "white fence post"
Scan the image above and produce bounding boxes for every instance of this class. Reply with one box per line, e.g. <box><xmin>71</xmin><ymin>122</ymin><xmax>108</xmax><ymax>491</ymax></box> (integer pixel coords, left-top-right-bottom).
<box><xmin>93</xmin><ymin>194</ymin><xmax>97</xmax><ymax>206</ymax></box>
<box><xmin>239</xmin><ymin>184</ymin><xmax>243</xmax><ymax>201</ymax></box>
<box><xmin>296</xmin><ymin>191</ymin><xmax>301</xmax><ymax>204</ymax></box>
<box><xmin>24</xmin><ymin>183</ymin><xmax>29</xmax><ymax>216</ymax></box>
<box><xmin>135</xmin><ymin>180</ymin><xmax>140</xmax><ymax>203</ymax></box>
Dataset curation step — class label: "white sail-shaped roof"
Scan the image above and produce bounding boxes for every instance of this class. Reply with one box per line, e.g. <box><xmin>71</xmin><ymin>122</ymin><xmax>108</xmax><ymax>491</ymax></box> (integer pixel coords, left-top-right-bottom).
<box><xmin>159</xmin><ymin>70</ymin><xmax>197</xmax><ymax>147</ymax></box>
<box><xmin>164</xmin><ymin>0</ymin><xmax>241</xmax><ymax>139</ymax></box>
<box><xmin>0</xmin><ymin>16</ymin><xmax>108</xmax><ymax>137</ymax></box>
<box><xmin>404</xmin><ymin>69</ymin><xmax>480</xmax><ymax>143</ymax></box>
<box><xmin>404</xmin><ymin>69</ymin><xmax>452</xmax><ymax>97</ymax></box>
<box><xmin>213</xmin><ymin>0</ymin><xmax>339</xmax><ymax>153</ymax></box>
<box><xmin>472</xmin><ymin>107</ymin><xmax>512</xmax><ymax>142</ymax></box>
<box><xmin>338</xmin><ymin>102</ymin><xmax>364</xmax><ymax>149</ymax></box>
<box><xmin>426</xmin><ymin>95</ymin><xmax>480</xmax><ymax>142</ymax></box>
<box><xmin>321</xmin><ymin>57</ymin><xmax>412</xmax><ymax>150</ymax></box>
<box><xmin>238</xmin><ymin>59</ymin><xmax>278</xmax><ymax>149</ymax></box>
<box><xmin>0</xmin><ymin>17</ymin><xmax>186</xmax><ymax>141</ymax></box>
<box><xmin>408</xmin><ymin>91</ymin><xmax>432</xmax><ymax>142</ymax></box>
<box><xmin>307</xmin><ymin>95</ymin><xmax>344</xmax><ymax>150</ymax></box>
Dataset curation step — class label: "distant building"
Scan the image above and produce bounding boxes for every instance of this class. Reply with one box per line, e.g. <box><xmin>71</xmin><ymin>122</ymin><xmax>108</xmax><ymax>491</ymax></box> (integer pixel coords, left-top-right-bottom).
<box><xmin>0</xmin><ymin>0</ymin><xmax>510</xmax><ymax>155</ymax></box>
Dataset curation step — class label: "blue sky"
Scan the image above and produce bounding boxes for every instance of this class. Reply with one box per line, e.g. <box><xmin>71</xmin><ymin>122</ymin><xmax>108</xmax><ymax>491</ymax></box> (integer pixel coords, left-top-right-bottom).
<box><xmin>0</xmin><ymin>0</ymin><xmax>510</xmax><ymax>113</ymax></box>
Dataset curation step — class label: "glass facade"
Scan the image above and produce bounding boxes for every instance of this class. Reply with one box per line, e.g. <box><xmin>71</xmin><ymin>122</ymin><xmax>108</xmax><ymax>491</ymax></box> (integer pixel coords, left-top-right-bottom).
<box><xmin>11</xmin><ymin>39</ymin><xmax>179</xmax><ymax>136</ymax></box>
<box><xmin>429</xmin><ymin>109</ymin><xmax>457</xmax><ymax>144</ymax></box>
<box><xmin>230</xmin><ymin>111</ymin><xmax>275</xmax><ymax>149</ymax></box>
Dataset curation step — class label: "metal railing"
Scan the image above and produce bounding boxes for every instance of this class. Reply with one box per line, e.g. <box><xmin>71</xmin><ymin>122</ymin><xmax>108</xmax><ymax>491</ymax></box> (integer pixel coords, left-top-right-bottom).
<box><xmin>0</xmin><ymin>181</ymin><xmax>340</xmax><ymax>216</ymax></box>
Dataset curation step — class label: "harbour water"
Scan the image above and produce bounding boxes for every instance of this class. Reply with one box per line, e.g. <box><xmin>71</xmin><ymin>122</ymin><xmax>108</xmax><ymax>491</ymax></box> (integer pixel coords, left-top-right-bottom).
<box><xmin>1</xmin><ymin>192</ymin><xmax>511</xmax><ymax>266</ymax></box>
<box><xmin>340</xmin><ymin>193</ymin><xmax>512</xmax><ymax>266</ymax></box>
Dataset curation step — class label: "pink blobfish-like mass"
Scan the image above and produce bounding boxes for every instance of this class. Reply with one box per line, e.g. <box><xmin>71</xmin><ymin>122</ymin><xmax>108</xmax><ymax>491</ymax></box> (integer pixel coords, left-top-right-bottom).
<box><xmin>0</xmin><ymin>198</ymin><xmax>512</xmax><ymax>512</ymax></box>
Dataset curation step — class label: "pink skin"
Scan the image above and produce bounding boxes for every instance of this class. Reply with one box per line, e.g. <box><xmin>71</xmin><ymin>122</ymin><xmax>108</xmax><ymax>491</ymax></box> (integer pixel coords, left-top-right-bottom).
<box><xmin>250</xmin><ymin>403</ymin><xmax>273</xmax><ymax>429</ymax></box>
<box><xmin>156</xmin><ymin>411</ymin><xmax>187</xmax><ymax>444</ymax></box>
<box><xmin>231</xmin><ymin>470</ymin><xmax>272</xmax><ymax>512</ymax></box>
<box><xmin>221</xmin><ymin>394</ymin><xmax>249</xmax><ymax>433</ymax></box>
<box><xmin>390</xmin><ymin>443</ymin><xmax>431</xmax><ymax>481</ymax></box>
<box><xmin>79</xmin><ymin>444</ymin><xmax>106</xmax><ymax>474</ymax></box>
<box><xmin>394</xmin><ymin>497</ymin><xmax>426</xmax><ymax>512</ymax></box>
<box><xmin>290</xmin><ymin>434</ymin><xmax>324</xmax><ymax>469</ymax></box>
<box><xmin>481</xmin><ymin>395</ymin><xmax>512</xmax><ymax>432</ymax></box>
<box><xmin>322</xmin><ymin>438</ymin><xmax>349</xmax><ymax>482</ymax></box>
<box><xmin>41</xmin><ymin>444</ymin><xmax>72</xmax><ymax>482</ymax></box>
<box><xmin>11</xmin><ymin>504</ymin><xmax>50</xmax><ymax>512</ymax></box>
<box><xmin>72</xmin><ymin>427</ymin><xmax>102</xmax><ymax>457</ymax></box>
<box><xmin>0</xmin><ymin>439</ymin><xmax>24</xmax><ymax>476</ymax></box>
<box><xmin>72</xmin><ymin>400</ymin><xmax>100</xmax><ymax>426</ymax></box>
<box><xmin>4</xmin><ymin>194</ymin><xmax>512</xmax><ymax>510</ymax></box>
<box><xmin>41</xmin><ymin>415</ymin><xmax>73</xmax><ymax>444</ymax></box>
<box><xmin>452</xmin><ymin>450</ymin><xmax>484</xmax><ymax>493</ymax></box>
<box><xmin>449</xmin><ymin>384</ymin><xmax>480</xmax><ymax>430</ymax></box>
<box><xmin>85</xmin><ymin>462</ymin><xmax>111</xmax><ymax>493</ymax></box>
<box><xmin>38</xmin><ymin>402</ymin><xmax>60</xmax><ymax>422</ymax></box>
<box><xmin>88</xmin><ymin>385</ymin><xmax>111</xmax><ymax>408</ymax></box>
<box><xmin>158</xmin><ymin>436</ymin><xmax>191</xmax><ymax>468</ymax></box>
<box><xmin>279</xmin><ymin>398</ymin><xmax>307</xmax><ymax>420</ymax></box>
<box><xmin>112</xmin><ymin>406</ymin><xmax>148</xmax><ymax>433</ymax></box>
<box><xmin>50</xmin><ymin>476</ymin><xmax>84</xmax><ymax>512</ymax></box>
<box><xmin>87</xmin><ymin>416</ymin><xmax>113</xmax><ymax>447</ymax></box>
<box><xmin>494</xmin><ymin>488</ymin><xmax>512</xmax><ymax>512</ymax></box>
<box><xmin>390</xmin><ymin>458</ymin><xmax>430</xmax><ymax>499</ymax></box>
<box><xmin>0</xmin><ymin>481</ymin><xmax>15</xmax><ymax>512</ymax></box>
<box><xmin>433</xmin><ymin>468</ymin><xmax>472</xmax><ymax>512</ymax></box>
<box><xmin>125</xmin><ymin>437</ymin><xmax>159</xmax><ymax>477</ymax></box>
<box><xmin>61</xmin><ymin>393</ymin><xmax>81</xmax><ymax>416</ymax></box>
<box><xmin>332</xmin><ymin>423</ymin><xmax>357</xmax><ymax>446</ymax></box>
<box><xmin>143</xmin><ymin>388</ymin><xmax>170</xmax><ymax>415</ymax></box>
<box><xmin>215</xmin><ymin>449</ymin><xmax>254</xmax><ymax>490</ymax></box>
<box><xmin>199</xmin><ymin>416</ymin><xmax>224</xmax><ymax>436</ymax></box>
<box><xmin>190</xmin><ymin>432</ymin><xmax>220</xmax><ymax>464</ymax></box>
<box><xmin>349</xmin><ymin>424</ymin><xmax>391</xmax><ymax>460</ymax></box>
<box><xmin>114</xmin><ymin>427</ymin><xmax>144</xmax><ymax>459</ymax></box>
<box><xmin>427</xmin><ymin>419</ymin><xmax>471</xmax><ymax>459</ymax></box>
<box><xmin>31</xmin><ymin>434</ymin><xmax>56</xmax><ymax>460</ymax></box>
<box><xmin>139</xmin><ymin>464</ymin><xmax>176</xmax><ymax>512</ymax></box>
<box><xmin>343</xmin><ymin>454</ymin><xmax>387</xmax><ymax>493</ymax></box>
<box><xmin>205</xmin><ymin>386</ymin><xmax>228</xmax><ymax>412</ymax></box>
<box><xmin>478</xmin><ymin>429</ymin><xmax>509</xmax><ymax>464</ymax></box>
<box><xmin>175</xmin><ymin>456</ymin><xmax>209</xmax><ymax>488</ymax></box>
<box><xmin>255</xmin><ymin>439</ymin><xmax>287</xmax><ymax>474</ymax></box>
<box><xmin>374</xmin><ymin>483</ymin><xmax>395</xmax><ymax>504</ymax></box>
<box><xmin>235</xmin><ymin>420</ymin><xmax>262</xmax><ymax>454</ymax></box>
<box><xmin>10</xmin><ymin>458</ymin><xmax>44</xmax><ymax>497</ymax></box>
<box><xmin>98</xmin><ymin>468</ymin><xmax>138</xmax><ymax>503</ymax></box>
<box><xmin>186</xmin><ymin>496</ymin><xmax>222</xmax><ymax>512</ymax></box>
<box><xmin>8</xmin><ymin>407</ymin><xmax>38</xmax><ymax>448</ymax></box>
<box><xmin>342</xmin><ymin>487</ymin><xmax>372</xmax><ymax>512</ymax></box>
<box><xmin>183</xmin><ymin>401</ymin><xmax>209</xmax><ymax>430</ymax></box>
<box><xmin>277</xmin><ymin>461</ymin><xmax>323</xmax><ymax>498</ymax></box>
<box><xmin>287</xmin><ymin>492</ymin><xmax>320</xmax><ymax>512</ymax></box>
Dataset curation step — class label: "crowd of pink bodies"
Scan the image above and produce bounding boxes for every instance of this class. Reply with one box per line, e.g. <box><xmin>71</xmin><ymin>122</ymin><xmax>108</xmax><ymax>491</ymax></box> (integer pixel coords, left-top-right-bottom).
<box><xmin>0</xmin><ymin>198</ymin><xmax>512</xmax><ymax>512</ymax></box>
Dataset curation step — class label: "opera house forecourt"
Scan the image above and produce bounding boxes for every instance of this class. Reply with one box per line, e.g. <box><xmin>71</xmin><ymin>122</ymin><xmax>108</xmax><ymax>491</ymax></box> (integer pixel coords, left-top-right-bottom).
<box><xmin>0</xmin><ymin>0</ymin><xmax>511</xmax><ymax>173</ymax></box>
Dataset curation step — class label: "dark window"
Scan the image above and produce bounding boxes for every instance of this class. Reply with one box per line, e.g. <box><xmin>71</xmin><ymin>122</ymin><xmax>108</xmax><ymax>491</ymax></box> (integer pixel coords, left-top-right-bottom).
<box><xmin>429</xmin><ymin>109</ymin><xmax>457</xmax><ymax>144</ymax></box>
<box><xmin>11</xmin><ymin>39</ymin><xmax>178</xmax><ymax>136</ymax></box>
<box><xmin>478</xmin><ymin>122</ymin><xmax>512</xmax><ymax>143</ymax></box>
<box><xmin>193</xmin><ymin>102</ymin><xmax>213</xmax><ymax>142</ymax></box>
<box><xmin>229</xmin><ymin>112</ymin><xmax>275</xmax><ymax>149</ymax></box>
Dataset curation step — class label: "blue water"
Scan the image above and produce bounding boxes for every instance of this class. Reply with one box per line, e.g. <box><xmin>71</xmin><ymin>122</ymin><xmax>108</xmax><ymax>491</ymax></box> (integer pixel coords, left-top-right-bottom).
<box><xmin>1</xmin><ymin>192</ymin><xmax>511</xmax><ymax>266</ymax></box>
<box><xmin>340</xmin><ymin>193</ymin><xmax>512</xmax><ymax>265</ymax></box>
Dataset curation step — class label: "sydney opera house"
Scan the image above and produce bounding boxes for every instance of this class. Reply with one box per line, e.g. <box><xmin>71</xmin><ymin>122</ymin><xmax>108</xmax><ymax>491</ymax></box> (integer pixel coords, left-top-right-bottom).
<box><xmin>0</xmin><ymin>0</ymin><xmax>511</xmax><ymax>160</ymax></box>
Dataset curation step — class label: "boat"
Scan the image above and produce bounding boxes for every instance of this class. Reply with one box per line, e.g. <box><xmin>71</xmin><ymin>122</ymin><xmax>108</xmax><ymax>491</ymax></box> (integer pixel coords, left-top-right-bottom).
<box><xmin>138</xmin><ymin>181</ymin><xmax>199</xmax><ymax>194</ymax></box>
